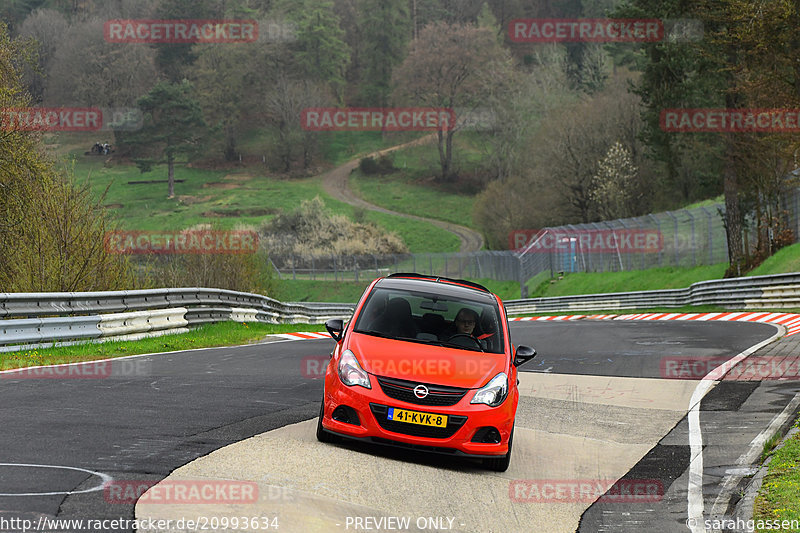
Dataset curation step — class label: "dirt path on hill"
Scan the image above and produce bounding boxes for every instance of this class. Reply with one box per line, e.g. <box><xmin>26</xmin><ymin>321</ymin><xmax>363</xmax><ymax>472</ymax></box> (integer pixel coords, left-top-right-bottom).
<box><xmin>320</xmin><ymin>136</ymin><xmax>484</xmax><ymax>252</ymax></box>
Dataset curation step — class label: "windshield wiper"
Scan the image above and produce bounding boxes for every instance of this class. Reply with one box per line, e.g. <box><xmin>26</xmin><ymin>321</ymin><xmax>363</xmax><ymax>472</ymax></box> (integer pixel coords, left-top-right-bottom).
<box><xmin>440</xmin><ymin>342</ymin><xmax>484</xmax><ymax>352</ymax></box>
<box><xmin>356</xmin><ymin>330</ymin><xmax>418</xmax><ymax>343</ymax></box>
<box><xmin>355</xmin><ymin>329</ymin><xmax>392</xmax><ymax>339</ymax></box>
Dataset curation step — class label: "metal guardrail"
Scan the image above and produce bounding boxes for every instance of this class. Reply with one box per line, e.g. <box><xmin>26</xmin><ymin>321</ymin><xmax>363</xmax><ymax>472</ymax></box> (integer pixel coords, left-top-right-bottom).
<box><xmin>0</xmin><ymin>288</ymin><xmax>355</xmax><ymax>320</ymax></box>
<box><xmin>1</xmin><ymin>274</ymin><xmax>798</xmax><ymax>352</ymax></box>
<box><xmin>504</xmin><ymin>273</ymin><xmax>800</xmax><ymax>315</ymax></box>
<box><xmin>0</xmin><ymin>288</ymin><xmax>355</xmax><ymax>352</ymax></box>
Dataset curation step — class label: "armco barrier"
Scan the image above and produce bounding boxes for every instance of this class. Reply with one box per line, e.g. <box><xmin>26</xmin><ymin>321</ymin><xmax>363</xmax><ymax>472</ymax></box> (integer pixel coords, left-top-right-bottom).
<box><xmin>0</xmin><ymin>288</ymin><xmax>355</xmax><ymax>352</ymax></box>
<box><xmin>0</xmin><ymin>316</ymin><xmax>102</xmax><ymax>346</ymax></box>
<box><xmin>97</xmin><ymin>308</ymin><xmax>189</xmax><ymax>337</ymax></box>
<box><xmin>504</xmin><ymin>272</ymin><xmax>800</xmax><ymax>315</ymax></box>
<box><xmin>1</xmin><ymin>274</ymin><xmax>798</xmax><ymax>351</ymax></box>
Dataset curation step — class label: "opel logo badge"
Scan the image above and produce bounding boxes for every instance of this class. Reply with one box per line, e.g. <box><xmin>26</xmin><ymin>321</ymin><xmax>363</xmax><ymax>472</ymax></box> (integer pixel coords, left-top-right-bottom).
<box><xmin>414</xmin><ymin>385</ymin><xmax>429</xmax><ymax>398</ymax></box>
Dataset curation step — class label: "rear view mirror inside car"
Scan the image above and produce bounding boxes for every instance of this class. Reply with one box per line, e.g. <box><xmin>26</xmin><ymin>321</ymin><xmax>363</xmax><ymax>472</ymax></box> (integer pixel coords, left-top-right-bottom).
<box><xmin>420</xmin><ymin>299</ymin><xmax>448</xmax><ymax>312</ymax></box>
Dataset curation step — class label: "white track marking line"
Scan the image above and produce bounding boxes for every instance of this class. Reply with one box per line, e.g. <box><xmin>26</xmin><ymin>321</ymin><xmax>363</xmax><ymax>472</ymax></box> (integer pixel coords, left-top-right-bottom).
<box><xmin>0</xmin><ymin>463</ymin><xmax>112</xmax><ymax>496</ymax></box>
<box><xmin>710</xmin><ymin>391</ymin><xmax>800</xmax><ymax>518</ymax></box>
<box><xmin>686</xmin><ymin>324</ymin><xmax>784</xmax><ymax>533</ymax></box>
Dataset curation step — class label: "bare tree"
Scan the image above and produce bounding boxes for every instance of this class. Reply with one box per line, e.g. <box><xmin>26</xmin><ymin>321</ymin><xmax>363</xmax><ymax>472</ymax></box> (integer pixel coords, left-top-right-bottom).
<box><xmin>46</xmin><ymin>17</ymin><xmax>157</xmax><ymax>108</ymax></box>
<box><xmin>17</xmin><ymin>9</ymin><xmax>69</xmax><ymax>103</ymax></box>
<box><xmin>393</xmin><ymin>21</ymin><xmax>513</xmax><ymax>181</ymax></box>
<box><xmin>265</xmin><ymin>75</ymin><xmax>331</xmax><ymax>172</ymax></box>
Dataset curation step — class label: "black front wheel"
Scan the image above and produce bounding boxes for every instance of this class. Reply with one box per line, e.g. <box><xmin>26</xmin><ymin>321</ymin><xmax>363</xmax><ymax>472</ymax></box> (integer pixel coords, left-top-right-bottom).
<box><xmin>316</xmin><ymin>401</ymin><xmax>340</xmax><ymax>443</ymax></box>
<box><xmin>483</xmin><ymin>428</ymin><xmax>513</xmax><ymax>472</ymax></box>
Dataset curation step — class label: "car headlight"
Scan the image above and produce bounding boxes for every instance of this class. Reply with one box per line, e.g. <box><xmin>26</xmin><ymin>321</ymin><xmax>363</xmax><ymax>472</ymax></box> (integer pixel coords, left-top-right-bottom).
<box><xmin>338</xmin><ymin>350</ymin><xmax>371</xmax><ymax>389</ymax></box>
<box><xmin>470</xmin><ymin>372</ymin><xmax>508</xmax><ymax>407</ymax></box>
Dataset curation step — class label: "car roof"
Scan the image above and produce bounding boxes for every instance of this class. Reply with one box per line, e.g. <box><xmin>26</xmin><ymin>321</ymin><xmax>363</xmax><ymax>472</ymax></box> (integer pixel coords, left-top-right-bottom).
<box><xmin>373</xmin><ymin>274</ymin><xmax>498</xmax><ymax>304</ymax></box>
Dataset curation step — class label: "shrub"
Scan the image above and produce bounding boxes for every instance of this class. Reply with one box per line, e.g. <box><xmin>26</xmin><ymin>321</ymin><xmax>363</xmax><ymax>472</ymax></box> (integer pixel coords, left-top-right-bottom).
<box><xmin>259</xmin><ymin>196</ymin><xmax>408</xmax><ymax>261</ymax></box>
<box><xmin>359</xmin><ymin>156</ymin><xmax>380</xmax><ymax>174</ymax></box>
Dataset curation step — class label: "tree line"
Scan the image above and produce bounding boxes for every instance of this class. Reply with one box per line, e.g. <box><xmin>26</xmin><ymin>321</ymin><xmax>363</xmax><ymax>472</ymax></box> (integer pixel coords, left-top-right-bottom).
<box><xmin>5</xmin><ymin>0</ymin><xmax>800</xmax><ymax>275</ymax></box>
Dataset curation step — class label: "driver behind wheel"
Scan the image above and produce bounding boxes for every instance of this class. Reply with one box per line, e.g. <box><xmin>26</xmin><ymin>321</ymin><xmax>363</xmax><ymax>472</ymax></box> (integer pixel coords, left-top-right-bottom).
<box><xmin>439</xmin><ymin>307</ymin><xmax>480</xmax><ymax>341</ymax></box>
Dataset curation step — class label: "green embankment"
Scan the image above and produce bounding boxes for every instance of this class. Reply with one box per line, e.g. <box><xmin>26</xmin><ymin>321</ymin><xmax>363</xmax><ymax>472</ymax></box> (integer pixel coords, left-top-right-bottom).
<box><xmin>68</xmin><ymin>157</ymin><xmax>458</xmax><ymax>254</ymax></box>
<box><xmin>753</xmin><ymin>420</ymin><xmax>800</xmax><ymax>531</ymax></box>
<box><xmin>0</xmin><ymin>322</ymin><xmax>322</xmax><ymax>371</ymax></box>
<box><xmin>530</xmin><ymin>264</ymin><xmax>729</xmax><ymax>298</ymax></box>
<box><xmin>348</xmin><ymin>137</ymin><xmax>483</xmax><ymax>230</ymax></box>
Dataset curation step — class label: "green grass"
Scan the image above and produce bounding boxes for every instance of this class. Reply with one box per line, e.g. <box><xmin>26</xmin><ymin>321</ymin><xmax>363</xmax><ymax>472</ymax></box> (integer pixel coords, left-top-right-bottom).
<box><xmin>507</xmin><ymin>305</ymin><xmax>728</xmax><ymax>317</ymax></box>
<box><xmin>319</xmin><ymin>131</ymin><xmax>422</xmax><ymax>166</ymax></box>
<box><xmin>49</xmin><ymin>131</ymin><xmax>474</xmax><ymax>254</ymax></box>
<box><xmin>749</xmin><ymin>242</ymin><xmax>800</xmax><ymax>276</ymax></box>
<box><xmin>682</xmin><ymin>195</ymin><xmax>724</xmax><ymax>210</ymax></box>
<box><xmin>273</xmin><ymin>279</ymin><xmax>371</xmax><ymax>303</ymax></box>
<box><xmin>0</xmin><ymin>321</ymin><xmax>321</xmax><ymax>370</ymax></box>
<box><xmin>530</xmin><ymin>264</ymin><xmax>729</xmax><ymax>298</ymax></box>
<box><xmin>753</xmin><ymin>421</ymin><xmax>800</xmax><ymax>532</ymax></box>
<box><xmin>350</xmin><ymin>168</ymin><xmax>475</xmax><ymax>228</ymax></box>
<box><xmin>519</xmin><ymin>240</ymin><xmax>800</xmax><ymax>301</ymax></box>
<box><xmin>272</xmin><ymin>277</ymin><xmax>518</xmax><ymax>303</ymax></box>
<box><xmin>363</xmin><ymin>210</ymin><xmax>460</xmax><ymax>253</ymax></box>
<box><xmin>59</xmin><ymin>146</ymin><xmax>458</xmax><ymax>253</ymax></box>
<box><xmin>348</xmin><ymin>134</ymin><xmax>486</xmax><ymax>229</ymax></box>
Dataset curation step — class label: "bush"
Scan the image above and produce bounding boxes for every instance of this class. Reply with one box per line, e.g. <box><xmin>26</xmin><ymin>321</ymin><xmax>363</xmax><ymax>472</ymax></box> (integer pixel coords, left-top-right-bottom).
<box><xmin>132</xmin><ymin>250</ymin><xmax>275</xmax><ymax>295</ymax></box>
<box><xmin>377</xmin><ymin>155</ymin><xmax>395</xmax><ymax>174</ymax></box>
<box><xmin>259</xmin><ymin>196</ymin><xmax>408</xmax><ymax>260</ymax></box>
<box><xmin>0</xmin><ymin>165</ymin><xmax>134</xmax><ymax>292</ymax></box>
<box><xmin>359</xmin><ymin>156</ymin><xmax>380</xmax><ymax>174</ymax></box>
<box><xmin>359</xmin><ymin>155</ymin><xmax>395</xmax><ymax>175</ymax></box>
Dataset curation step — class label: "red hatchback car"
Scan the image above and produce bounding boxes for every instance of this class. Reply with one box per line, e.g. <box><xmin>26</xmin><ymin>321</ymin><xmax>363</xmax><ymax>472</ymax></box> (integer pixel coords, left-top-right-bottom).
<box><xmin>316</xmin><ymin>273</ymin><xmax>536</xmax><ymax>471</ymax></box>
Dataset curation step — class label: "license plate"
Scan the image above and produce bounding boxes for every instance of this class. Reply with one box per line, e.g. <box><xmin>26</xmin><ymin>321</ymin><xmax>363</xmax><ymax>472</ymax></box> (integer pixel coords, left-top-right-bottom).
<box><xmin>387</xmin><ymin>408</ymin><xmax>447</xmax><ymax>427</ymax></box>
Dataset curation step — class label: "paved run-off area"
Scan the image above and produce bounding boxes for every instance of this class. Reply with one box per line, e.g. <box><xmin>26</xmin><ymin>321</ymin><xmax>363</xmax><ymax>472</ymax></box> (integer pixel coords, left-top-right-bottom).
<box><xmin>136</xmin><ymin>373</ymin><xmax>704</xmax><ymax>532</ymax></box>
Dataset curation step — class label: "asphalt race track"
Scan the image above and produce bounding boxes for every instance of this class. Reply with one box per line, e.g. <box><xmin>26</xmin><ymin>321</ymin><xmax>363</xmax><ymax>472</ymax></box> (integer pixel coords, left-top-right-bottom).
<box><xmin>0</xmin><ymin>319</ymin><xmax>790</xmax><ymax>533</ymax></box>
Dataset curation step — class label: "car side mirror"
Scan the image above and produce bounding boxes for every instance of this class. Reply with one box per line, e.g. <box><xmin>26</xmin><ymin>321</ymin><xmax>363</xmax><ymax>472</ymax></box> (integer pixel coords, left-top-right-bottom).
<box><xmin>513</xmin><ymin>345</ymin><xmax>536</xmax><ymax>367</ymax></box>
<box><xmin>325</xmin><ymin>319</ymin><xmax>344</xmax><ymax>342</ymax></box>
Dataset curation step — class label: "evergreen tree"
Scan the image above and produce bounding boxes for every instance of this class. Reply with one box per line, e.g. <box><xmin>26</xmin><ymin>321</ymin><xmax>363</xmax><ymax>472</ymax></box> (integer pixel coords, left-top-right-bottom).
<box><xmin>287</xmin><ymin>0</ymin><xmax>350</xmax><ymax>102</ymax></box>
<box><xmin>358</xmin><ymin>0</ymin><xmax>410</xmax><ymax>106</ymax></box>
<box><xmin>152</xmin><ymin>0</ymin><xmax>217</xmax><ymax>81</ymax></box>
<box><xmin>128</xmin><ymin>81</ymin><xmax>207</xmax><ymax>199</ymax></box>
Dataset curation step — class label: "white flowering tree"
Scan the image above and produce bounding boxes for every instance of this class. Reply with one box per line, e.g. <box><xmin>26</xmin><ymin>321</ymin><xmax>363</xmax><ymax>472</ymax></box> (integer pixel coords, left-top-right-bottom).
<box><xmin>591</xmin><ymin>141</ymin><xmax>638</xmax><ymax>220</ymax></box>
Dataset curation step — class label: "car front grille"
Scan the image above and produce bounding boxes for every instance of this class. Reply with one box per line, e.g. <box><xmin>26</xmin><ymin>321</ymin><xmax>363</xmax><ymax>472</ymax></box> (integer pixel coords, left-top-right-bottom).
<box><xmin>370</xmin><ymin>403</ymin><xmax>467</xmax><ymax>439</ymax></box>
<box><xmin>376</xmin><ymin>376</ymin><xmax>468</xmax><ymax>407</ymax></box>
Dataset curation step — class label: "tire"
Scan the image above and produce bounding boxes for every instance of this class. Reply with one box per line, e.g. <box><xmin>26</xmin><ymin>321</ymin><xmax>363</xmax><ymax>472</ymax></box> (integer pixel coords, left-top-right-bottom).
<box><xmin>316</xmin><ymin>401</ymin><xmax>340</xmax><ymax>444</ymax></box>
<box><xmin>483</xmin><ymin>428</ymin><xmax>513</xmax><ymax>472</ymax></box>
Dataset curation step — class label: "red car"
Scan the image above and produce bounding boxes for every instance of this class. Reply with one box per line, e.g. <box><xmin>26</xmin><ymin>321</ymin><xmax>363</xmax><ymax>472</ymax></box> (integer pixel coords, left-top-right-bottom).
<box><xmin>316</xmin><ymin>273</ymin><xmax>536</xmax><ymax>471</ymax></box>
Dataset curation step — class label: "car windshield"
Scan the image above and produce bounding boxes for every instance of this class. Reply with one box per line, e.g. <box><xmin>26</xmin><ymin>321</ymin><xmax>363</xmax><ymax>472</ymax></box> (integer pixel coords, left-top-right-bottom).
<box><xmin>353</xmin><ymin>287</ymin><xmax>505</xmax><ymax>354</ymax></box>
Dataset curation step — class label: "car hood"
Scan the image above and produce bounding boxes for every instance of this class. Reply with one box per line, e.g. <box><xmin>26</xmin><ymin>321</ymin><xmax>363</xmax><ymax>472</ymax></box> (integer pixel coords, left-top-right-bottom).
<box><xmin>347</xmin><ymin>332</ymin><xmax>507</xmax><ymax>389</ymax></box>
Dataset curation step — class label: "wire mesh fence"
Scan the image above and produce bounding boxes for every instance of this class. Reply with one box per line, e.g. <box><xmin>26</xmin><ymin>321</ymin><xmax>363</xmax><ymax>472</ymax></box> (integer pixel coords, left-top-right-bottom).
<box><xmin>270</xmin><ymin>187</ymin><xmax>800</xmax><ymax>296</ymax></box>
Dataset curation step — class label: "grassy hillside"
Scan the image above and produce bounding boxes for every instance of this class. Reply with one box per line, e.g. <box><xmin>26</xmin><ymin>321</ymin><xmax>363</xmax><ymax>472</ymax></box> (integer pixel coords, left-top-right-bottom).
<box><xmin>526</xmin><ymin>242</ymin><xmax>800</xmax><ymax>299</ymax></box>
<box><xmin>531</xmin><ymin>264</ymin><xmax>729</xmax><ymax>298</ymax></box>
<box><xmin>747</xmin><ymin>242</ymin><xmax>800</xmax><ymax>276</ymax></box>
<box><xmin>349</xmin><ymin>134</ymin><xmax>483</xmax><ymax>229</ymax></box>
<box><xmin>50</xmin><ymin>134</ymin><xmax>460</xmax><ymax>254</ymax></box>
